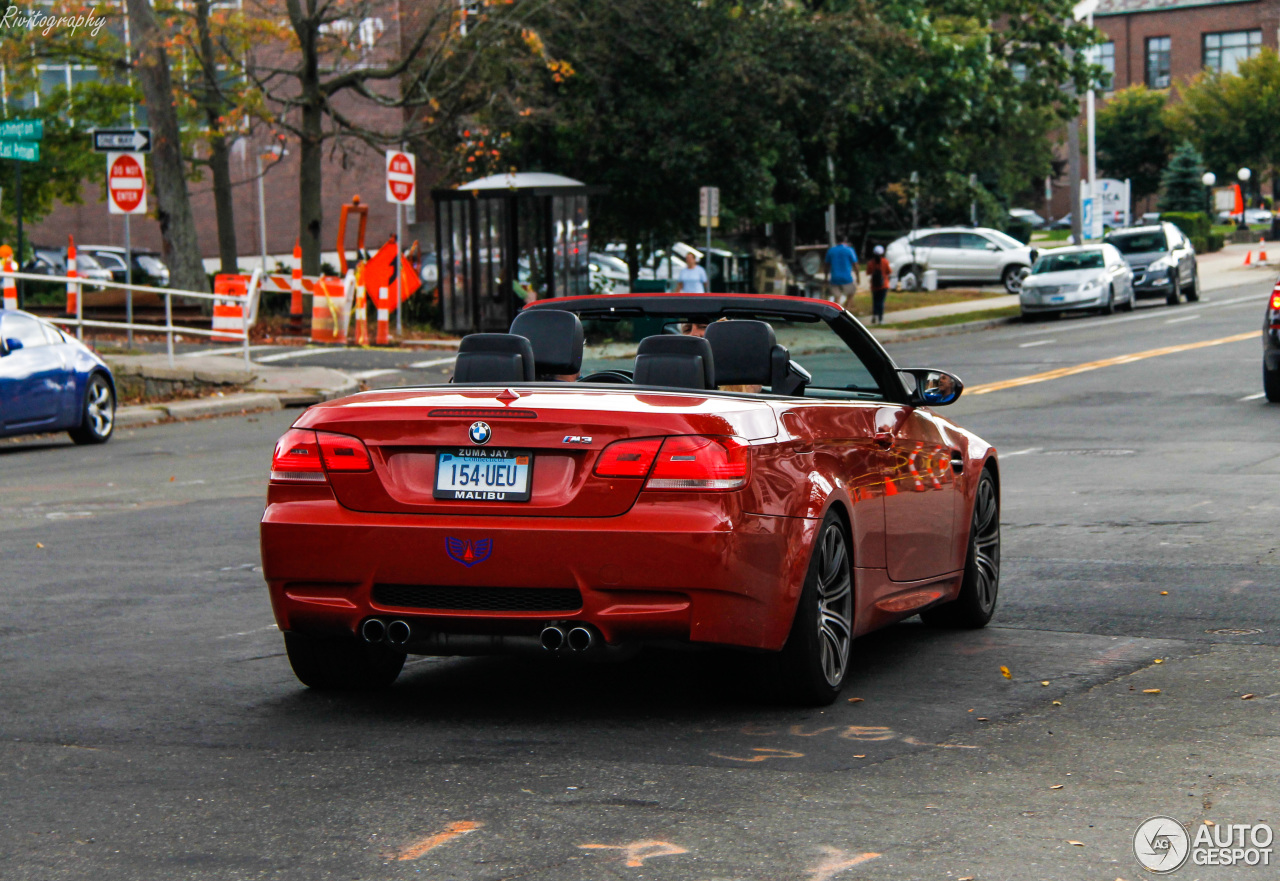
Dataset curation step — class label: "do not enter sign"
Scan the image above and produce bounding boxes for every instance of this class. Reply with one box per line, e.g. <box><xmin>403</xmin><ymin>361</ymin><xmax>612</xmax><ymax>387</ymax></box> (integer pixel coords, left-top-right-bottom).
<box><xmin>385</xmin><ymin>150</ymin><xmax>416</xmax><ymax>204</ymax></box>
<box><xmin>107</xmin><ymin>152</ymin><xmax>147</xmax><ymax>215</ymax></box>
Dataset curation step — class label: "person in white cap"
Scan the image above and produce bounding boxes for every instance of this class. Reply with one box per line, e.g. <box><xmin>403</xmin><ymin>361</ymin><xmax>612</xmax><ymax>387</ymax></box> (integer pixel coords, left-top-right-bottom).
<box><xmin>865</xmin><ymin>245</ymin><xmax>892</xmax><ymax>325</ymax></box>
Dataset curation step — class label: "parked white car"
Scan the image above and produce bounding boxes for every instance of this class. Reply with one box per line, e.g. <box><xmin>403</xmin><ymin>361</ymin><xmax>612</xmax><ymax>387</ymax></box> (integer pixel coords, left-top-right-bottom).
<box><xmin>1019</xmin><ymin>243</ymin><xmax>1134</xmax><ymax>319</ymax></box>
<box><xmin>886</xmin><ymin>227</ymin><xmax>1038</xmax><ymax>293</ymax></box>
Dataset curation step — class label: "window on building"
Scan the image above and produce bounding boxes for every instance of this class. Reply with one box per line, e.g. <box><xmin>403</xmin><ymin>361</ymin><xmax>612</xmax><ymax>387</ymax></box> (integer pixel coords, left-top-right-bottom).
<box><xmin>1097</xmin><ymin>41</ymin><xmax>1115</xmax><ymax>90</ymax></box>
<box><xmin>1146</xmin><ymin>36</ymin><xmax>1171</xmax><ymax>88</ymax></box>
<box><xmin>1204</xmin><ymin>30</ymin><xmax>1262</xmax><ymax>74</ymax></box>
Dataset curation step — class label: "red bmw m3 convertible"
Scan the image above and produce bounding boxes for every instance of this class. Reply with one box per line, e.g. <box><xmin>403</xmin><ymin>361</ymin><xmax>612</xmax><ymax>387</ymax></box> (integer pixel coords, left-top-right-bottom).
<box><xmin>260</xmin><ymin>294</ymin><xmax>999</xmax><ymax>704</ymax></box>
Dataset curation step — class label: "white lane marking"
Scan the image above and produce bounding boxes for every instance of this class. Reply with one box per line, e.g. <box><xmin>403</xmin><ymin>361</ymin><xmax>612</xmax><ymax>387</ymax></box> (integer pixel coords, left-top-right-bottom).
<box><xmin>1001</xmin><ymin>447</ymin><xmax>1042</xmax><ymax>457</ymax></box>
<box><xmin>409</xmin><ymin>356</ymin><xmax>457</xmax><ymax>368</ymax></box>
<box><xmin>1238</xmin><ymin>391</ymin><xmax>1267</xmax><ymax>401</ymax></box>
<box><xmin>216</xmin><ymin>624</ymin><xmax>278</xmax><ymax>640</ymax></box>
<box><xmin>1018</xmin><ymin>339</ymin><xmax>1055</xmax><ymax>348</ymax></box>
<box><xmin>349</xmin><ymin>368</ymin><xmax>400</xmax><ymax>380</ymax></box>
<box><xmin>1165</xmin><ymin>314</ymin><xmax>1200</xmax><ymax>324</ymax></box>
<box><xmin>1011</xmin><ymin>290</ymin><xmax>1270</xmax><ymax>338</ymax></box>
<box><xmin>256</xmin><ymin>348</ymin><xmax>345</xmax><ymax>363</ymax></box>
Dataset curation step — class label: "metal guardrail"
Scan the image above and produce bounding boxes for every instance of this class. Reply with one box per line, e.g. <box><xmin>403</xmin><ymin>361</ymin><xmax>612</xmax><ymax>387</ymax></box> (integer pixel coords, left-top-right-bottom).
<box><xmin>1</xmin><ymin>268</ymin><xmax>262</xmax><ymax>369</ymax></box>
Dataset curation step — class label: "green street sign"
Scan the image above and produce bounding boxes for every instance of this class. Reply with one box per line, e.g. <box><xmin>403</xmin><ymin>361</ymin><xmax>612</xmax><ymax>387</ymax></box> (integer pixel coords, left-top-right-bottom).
<box><xmin>0</xmin><ymin>140</ymin><xmax>39</xmax><ymax>161</ymax></box>
<box><xmin>0</xmin><ymin>119</ymin><xmax>42</xmax><ymax>141</ymax></box>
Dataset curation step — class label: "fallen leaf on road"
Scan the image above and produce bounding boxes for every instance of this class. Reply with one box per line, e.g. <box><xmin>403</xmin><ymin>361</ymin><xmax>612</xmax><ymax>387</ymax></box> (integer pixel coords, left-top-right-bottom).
<box><xmin>1000</xmin><ymin>666</ymin><xmax>1011</xmax><ymax>679</ymax></box>
<box><xmin>169</xmin><ymin>476</ymin><xmax>175</xmax><ymax>482</ymax></box>
<box><xmin>1143</xmin><ymin>689</ymin><xmax>1161</xmax><ymax>694</ymax></box>
<box><xmin>1041</xmin><ymin>680</ymin><xmax>1050</xmax><ymax>686</ymax></box>
<box><xmin>1052</xmin><ymin>701</ymin><xmax>1062</xmax><ymax>706</ymax></box>
<box><xmin>1160</xmin><ymin>591</ymin><xmax>1168</xmax><ymax>595</ymax></box>
<box><xmin>1051</xmin><ymin>784</ymin><xmax>1064</xmax><ymax>790</ymax></box>
<box><xmin>977</xmin><ymin>717</ymin><xmax>989</xmax><ymax>721</ymax></box>
<box><xmin>1154</xmin><ymin>659</ymin><xmax>1164</xmax><ymax>664</ymax></box>
<box><xmin>959</xmin><ymin>876</ymin><xmax>974</xmax><ymax>880</ymax></box>
<box><xmin>1205</xmin><ymin>820</ymin><xmax>1215</xmax><ymax>826</ymax></box>
<box><xmin>847</xmin><ymin>697</ymin><xmax>864</xmax><ymax>703</ymax></box>
<box><xmin>853</xmin><ymin>754</ymin><xmax>866</xmax><ymax>758</ymax></box>
<box><xmin>1242</xmin><ymin>693</ymin><xmax>1256</xmax><ymax>700</ymax></box>
<box><xmin>36</xmin><ymin>542</ymin><xmax>44</xmax><ymax>548</ymax></box>
<box><xmin>1068</xmin><ymin>840</ymin><xmax>1085</xmax><ymax>847</ymax></box>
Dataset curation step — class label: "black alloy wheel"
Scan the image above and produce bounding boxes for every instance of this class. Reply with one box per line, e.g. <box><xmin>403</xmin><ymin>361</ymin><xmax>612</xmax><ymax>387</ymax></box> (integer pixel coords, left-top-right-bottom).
<box><xmin>777</xmin><ymin>513</ymin><xmax>854</xmax><ymax>705</ymax></box>
<box><xmin>921</xmin><ymin>469</ymin><xmax>1000</xmax><ymax>628</ymax></box>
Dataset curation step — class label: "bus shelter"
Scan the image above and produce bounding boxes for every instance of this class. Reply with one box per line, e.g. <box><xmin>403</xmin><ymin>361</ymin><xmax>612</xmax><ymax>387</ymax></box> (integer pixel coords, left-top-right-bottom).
<box><xmin>433</xmin><ymin>173</ymin><xmax>606</xmax><ymax>334</ymax></box>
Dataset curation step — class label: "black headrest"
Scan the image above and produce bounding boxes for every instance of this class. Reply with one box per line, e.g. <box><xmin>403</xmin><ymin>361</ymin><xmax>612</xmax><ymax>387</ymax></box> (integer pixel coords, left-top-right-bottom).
<box><xmin>634</xmin><ymin>334</ymin><xmax>715</xmax><ymax>390</ymax></box>
<box><xmin>453</xmin><ymin>333</ymin><xmax>536</xmax><ymax>383</ymax></box>
<box><xmin>510</xmin><ymin>309</ymin><xmax>584</xmax><ymax>377</ymax></box>
<box><xmin>705</xmin><ymin>320</ymin><xmax>777</xmax><ymax>385</ymax></box>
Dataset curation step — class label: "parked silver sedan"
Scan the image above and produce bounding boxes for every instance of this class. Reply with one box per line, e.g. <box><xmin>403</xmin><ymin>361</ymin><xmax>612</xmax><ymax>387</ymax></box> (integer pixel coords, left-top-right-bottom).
<box><xmin>1019</xmin><ymin>244</ymin><xmax>1134</xmax><ymax>319</ymax></box>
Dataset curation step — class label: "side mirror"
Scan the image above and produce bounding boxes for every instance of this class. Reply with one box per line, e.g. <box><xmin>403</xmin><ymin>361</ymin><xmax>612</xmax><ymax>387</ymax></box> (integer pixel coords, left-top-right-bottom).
<box><xmin>899</xmin><ymin>367</ymin><xmax>964</xmax><ymax>406</ymax></box>
<box><xmin>985</xmin><ymin>242</ymin><xmax>999</xmax><ymax>251</ymax></box>
<box><xmin>1</xmin><ymin>337</ymin><xmax>22</xmax><ymax>356</ymax></box>
<box><xmin>1029</xmin><ymin>248</ymin><xmax>1039</xmax><ymax>263</ymax></box>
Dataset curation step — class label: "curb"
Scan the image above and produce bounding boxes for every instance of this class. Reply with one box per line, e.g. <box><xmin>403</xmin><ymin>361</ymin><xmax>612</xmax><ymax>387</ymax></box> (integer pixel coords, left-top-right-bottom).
<box><xmin>116</xmin><ymin>392</ymin><xmax>286</xmax><ymax>427</ymax></box>
<box><xmin>872</xmin><ymin>315</ymin><xmax>1020</xmax><ymax>344</ymax></box>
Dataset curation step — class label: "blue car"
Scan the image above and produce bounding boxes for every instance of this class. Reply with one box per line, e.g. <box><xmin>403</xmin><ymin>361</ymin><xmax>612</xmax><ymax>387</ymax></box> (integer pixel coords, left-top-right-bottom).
<box><xmin>0</xmin><ymin>309</ymin><xmax>116</xmax><ymax>444</ymax></box>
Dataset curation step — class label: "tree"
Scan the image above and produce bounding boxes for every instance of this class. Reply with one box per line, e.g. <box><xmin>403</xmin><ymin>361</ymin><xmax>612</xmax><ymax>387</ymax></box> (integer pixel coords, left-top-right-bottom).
<box><xmin>1096</xmin><ymin>85</ymin><xmax>1173</xmax><ymax>204</ymax></box>
<box><xmin>243</xmin><ymin>0</ymin><xmax>549</xmax><ymax>274</ymax></box>
<box><xmin>1174</xmin><ymin>49</ymin><xmax>1280</xmax><ymax>203</ymax></box>
<box><xmin>128</xmin><ymin>0</ymin><xmax>208</xmax><ymax>292</ymax></box>
<box><xmin>1159</xmin><ymin>141</ymin><xmax>1208</xmax><ymax>213</ymax></box>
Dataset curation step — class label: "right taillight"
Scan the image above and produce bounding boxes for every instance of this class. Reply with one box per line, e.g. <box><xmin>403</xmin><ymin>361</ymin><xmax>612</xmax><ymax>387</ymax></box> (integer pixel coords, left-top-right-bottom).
<box><xmin>645</xmin><ymin>435</ymin><xmax>750</xmax><ymax>491</ymax></box>
<box><xmin>271</xmin><ymin>428</ymin><xmax>326</xmax><ymax>482</ymax></box>
<box><xmin>1270</xmin><ymin>290</ymin><xmax>1280</xmax><ymax>311</ymax></box>
<box><xmin>594</xmin><ymin>437</ymin><xmax>663</xmax><ymax>477</ymax></box>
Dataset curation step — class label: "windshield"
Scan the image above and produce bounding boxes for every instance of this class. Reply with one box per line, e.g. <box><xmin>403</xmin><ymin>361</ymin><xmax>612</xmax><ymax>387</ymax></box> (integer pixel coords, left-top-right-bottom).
<box><xmin>136</xmin><ymin>255</ymin><xmax>167</xmax><ymax>274</ymax></box>
<box><xmin>1105</xmin><ymin>230</ymin><xmax>1167</xmax><ymax>254</ymax></box>
<box><xmin>986</xmin><ymin>230</ymin><xmax>1024</xmax><ymax>250</ymax></box>
<box><xmin>574</xmin><ymin>313</ymin><xmax>884</xmax><ymax>399</ymax></box>
<box><xmin>1032</xmin><ymin>250</ymin><xmax>1105</xmax><ymax>274</ymax></box>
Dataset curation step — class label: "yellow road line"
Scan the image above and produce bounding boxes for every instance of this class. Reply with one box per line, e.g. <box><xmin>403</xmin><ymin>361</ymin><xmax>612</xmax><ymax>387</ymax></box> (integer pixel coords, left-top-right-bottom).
<box><xmin>968</xmin><ymin>330</ymin><xmax>1260</xmax><ymax>396</ymax></box>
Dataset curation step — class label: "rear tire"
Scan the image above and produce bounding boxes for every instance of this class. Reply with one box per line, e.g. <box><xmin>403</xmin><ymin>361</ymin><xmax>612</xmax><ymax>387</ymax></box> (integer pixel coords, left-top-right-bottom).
<box><xmin>1099</xmin><ymin>286</ymin><xmax>1115</xmax><ymax>315</ymax></box>
<box><xmin>1265</xmin><ymin>362</ymin><xmax>1280</xmax><ymax>403</ymax></box>
<box><xmin>921</xmin><ymin>469</ymin><xmax>1000</xmax><ymax>629</ymax></box>
<box><xmin>68</xmin><ymin>373</ymin><xmax>114</xmax><ymax>445</ymax></box>
<box><xmin>776</xmin><ymin>513</ymin><xmax>854</xmax><ymax>705</ymax></box>
<box><xmin>284</xmin><ymin>632</ymin><xmax>404</xmax><ymax>691</ymax></box>
<box><xmin>1185</xmin><ymin>271</ymin><xmax>1200</xmax><ymax>302</ymax></box>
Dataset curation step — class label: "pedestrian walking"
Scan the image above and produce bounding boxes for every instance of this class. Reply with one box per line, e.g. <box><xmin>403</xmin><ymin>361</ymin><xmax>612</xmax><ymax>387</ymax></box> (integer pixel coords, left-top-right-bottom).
<box><xmin>865</xmin><ymin>245</ymin><xmax>892</xmax><ymax>325</ymax></box>
<box><xmin>673</xmin><ymin>251</ymin><xmax>709</xmax><ymax>293</ymax></box>
<box><xmin>823</xmin><ymin>237</ymin><xmax>859</xmax><ymax>307</ymax></box>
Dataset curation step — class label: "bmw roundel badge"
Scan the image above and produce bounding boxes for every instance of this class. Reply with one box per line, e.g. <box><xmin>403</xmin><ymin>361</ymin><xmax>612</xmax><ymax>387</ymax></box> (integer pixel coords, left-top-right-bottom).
<box><xmin>468</xmin><ymin>421</ymin><xmax>492</xmax><ymax>445</ymax></box>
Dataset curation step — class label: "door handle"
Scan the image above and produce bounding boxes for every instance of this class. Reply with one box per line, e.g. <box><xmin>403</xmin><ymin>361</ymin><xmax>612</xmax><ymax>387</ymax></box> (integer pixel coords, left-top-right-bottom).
<box><xmin>874</xmin><ymin>432</ymin><xmax>894</xmax><ymax>449</ymax></box>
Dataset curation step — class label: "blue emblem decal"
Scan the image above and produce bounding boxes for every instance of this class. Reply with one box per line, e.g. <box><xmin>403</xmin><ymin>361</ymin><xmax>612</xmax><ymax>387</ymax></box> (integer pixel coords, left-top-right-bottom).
<box><xmin>468</xmin><ymin>421</ymin><xmax>492</xmax><ymax>445</ymax></box>
<box><xmin>446</xmin><ymin>537</ymin><xmax>492</xmax><ymax>567</ymax></box>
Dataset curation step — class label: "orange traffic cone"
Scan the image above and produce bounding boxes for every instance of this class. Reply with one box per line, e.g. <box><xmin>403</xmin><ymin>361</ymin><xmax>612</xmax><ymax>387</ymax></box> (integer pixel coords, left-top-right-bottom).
<box><xmin>0</xmin><ymin>245</ymin><xmax>15</xmax><ymax>310</ymax></box>
<box><xmin>376</xmin><ymin>286</ymin><xmax>390</xmax><ymax>345</ymax></box>
<box><xmin>290</xmin><ymin>238</ymin><xmax>303</xmax><ymax>318</ymax></box>
<box><xmin>354</xmin><ymin>265</ymin><xmax>369</xmax><ymax>346</ymax></box>
<box><xmin>1244</xmin><ymin>250</ymin><xmax>1253</xmax><ymax>266</ymax></box>
<box><xmin>1260</xmin><ymin>237</ymin><xmax>1268</xmax><ymax>263</ymax></box>
<box><xmin>65</xmin><ymin>234</ymin><xmax>78</xmax><ymax>314</ymax></box>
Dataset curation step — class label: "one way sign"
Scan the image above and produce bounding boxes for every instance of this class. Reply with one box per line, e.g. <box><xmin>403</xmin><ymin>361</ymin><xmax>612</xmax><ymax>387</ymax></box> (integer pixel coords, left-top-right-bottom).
<box><xmin>93</xmin><ymin>129</ymin><xmax>152</xmax><ymax>153</ymax></box>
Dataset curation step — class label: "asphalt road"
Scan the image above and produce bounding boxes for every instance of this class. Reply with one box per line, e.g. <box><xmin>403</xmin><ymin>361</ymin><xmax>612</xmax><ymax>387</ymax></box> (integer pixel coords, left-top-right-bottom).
<box><xmin>3</xmin><ymin>276</ymin><xmax>1279</xmax><ymax>880</ymax></box>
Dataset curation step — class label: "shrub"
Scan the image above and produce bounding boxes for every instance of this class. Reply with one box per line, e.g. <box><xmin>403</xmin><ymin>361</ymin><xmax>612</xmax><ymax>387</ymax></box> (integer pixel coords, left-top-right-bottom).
<box><xmin>1161</xmin><ymin>211</ymin><xmax>1211</xmax><ymax>240</ymax></box>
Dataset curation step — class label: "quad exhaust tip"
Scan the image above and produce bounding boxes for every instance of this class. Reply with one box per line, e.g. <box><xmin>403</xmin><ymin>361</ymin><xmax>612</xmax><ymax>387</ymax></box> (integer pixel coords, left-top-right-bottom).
<box><xmin>540</xmin><ymin>624</ymin><xmax>566</xmax><ymax>651</ymax></box>
<box><xmin>386</xmin><ymin>619</ymin><xmax>411</xmax><ymax>646</ymax></box>
<box><xmin>566</xmin><ymin>626</ymin><xmax>595</xmax><ymax>652</ymax></box>
<box><xmin>360</xmin><ymin>618</ymin><xmax>386</xmax><ymax>644</ymax></box>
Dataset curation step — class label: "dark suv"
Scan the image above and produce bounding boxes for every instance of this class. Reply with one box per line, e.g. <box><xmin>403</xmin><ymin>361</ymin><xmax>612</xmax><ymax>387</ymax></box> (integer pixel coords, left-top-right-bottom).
<box><xmin>1103</xmin><ymin>223</ymin><xmax>1199</xmax><ymax>305</ymax></box>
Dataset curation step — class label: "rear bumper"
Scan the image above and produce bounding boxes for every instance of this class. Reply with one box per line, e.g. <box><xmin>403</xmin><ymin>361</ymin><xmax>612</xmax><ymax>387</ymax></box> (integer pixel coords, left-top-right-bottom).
<box><xmin>260</xmin><ymin>495</ymin><xmax>819</xmax><ymax>652</ymax></box>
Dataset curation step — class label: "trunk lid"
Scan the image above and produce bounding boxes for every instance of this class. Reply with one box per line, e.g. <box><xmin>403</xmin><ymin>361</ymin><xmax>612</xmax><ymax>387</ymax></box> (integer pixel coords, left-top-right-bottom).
<box><xmin>296</xmin><ymin>387</ymin><xmax>778</xmax><ymax>517</ymax></box>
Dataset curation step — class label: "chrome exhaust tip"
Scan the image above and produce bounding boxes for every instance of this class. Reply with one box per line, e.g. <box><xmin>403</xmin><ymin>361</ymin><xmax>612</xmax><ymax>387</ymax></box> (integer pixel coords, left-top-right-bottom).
<box><xmin>386</xmin><ymin>619</ymin><xmax>411</xmax><ymax>646</ymax></box>
<box><xmin>567</xmin><ymin>625</ymin><xmax>595</xmax><ymax>653</ymax></box>
<box><xmin>540</xmin><ymin>625</ymin><xmax>566</xmax><ymax>651</ymax></box>
<box><xmin>360</xmin><ymin>618</ymin><xmax>386</xmax><ymax>644</ymax></box>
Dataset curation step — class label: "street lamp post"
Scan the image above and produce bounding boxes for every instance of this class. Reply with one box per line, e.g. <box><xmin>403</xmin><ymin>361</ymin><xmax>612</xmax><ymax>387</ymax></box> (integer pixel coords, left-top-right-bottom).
<box><xmin>1237</xmin><ymin>167</ymin><xmax>1252</xmax><ymax>231</ymax></box>
<box><xmin>1201</xmin><ymin>172</ymin><xmax>1216</xmax><ymax>218</ymax></box>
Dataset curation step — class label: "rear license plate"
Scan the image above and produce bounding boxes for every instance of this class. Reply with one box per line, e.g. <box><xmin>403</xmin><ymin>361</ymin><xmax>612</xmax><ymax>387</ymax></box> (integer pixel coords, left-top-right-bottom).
<box><xmin>434</xmin><ymin>449</ymin><xmax>533</xmax><ymax>501</ymax></box>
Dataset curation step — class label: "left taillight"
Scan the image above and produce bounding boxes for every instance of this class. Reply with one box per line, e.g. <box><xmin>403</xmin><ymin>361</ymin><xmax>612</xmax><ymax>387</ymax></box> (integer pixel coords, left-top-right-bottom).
<box><xmin>270</xmin><ymin>428</ymin><xmax>371</xmax><ymax>482</ymax></box>
<box><xmin>645</xmin><ymin>435</ymin><xmax>750</xmax><ymax>491</ymax></box>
